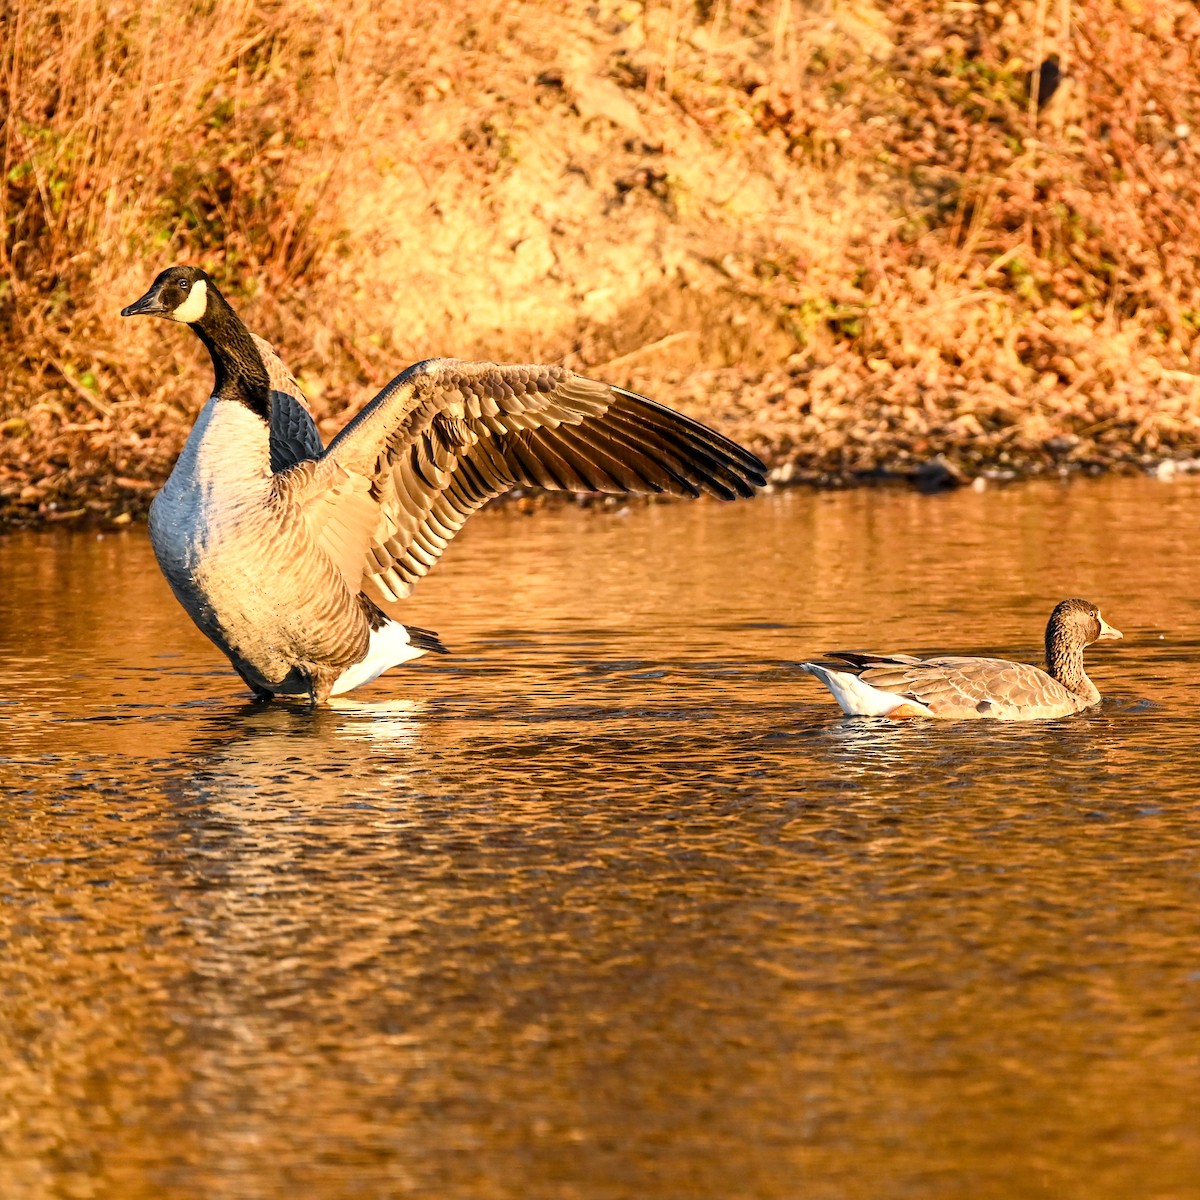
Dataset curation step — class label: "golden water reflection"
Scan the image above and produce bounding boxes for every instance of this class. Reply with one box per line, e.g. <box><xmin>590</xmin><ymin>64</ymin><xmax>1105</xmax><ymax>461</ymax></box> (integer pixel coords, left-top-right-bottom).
<box><xmin>1</xmin><ymin>477</ymin><xmax>1198</xmax><ymax>1198</ymax></box>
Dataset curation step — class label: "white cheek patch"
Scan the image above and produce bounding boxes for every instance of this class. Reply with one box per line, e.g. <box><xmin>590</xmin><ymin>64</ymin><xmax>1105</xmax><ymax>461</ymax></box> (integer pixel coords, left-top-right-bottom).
<box><xmin>171</xmin><ymin>278</ymin><xmax>208</xmax><ymax>323</ymax></box>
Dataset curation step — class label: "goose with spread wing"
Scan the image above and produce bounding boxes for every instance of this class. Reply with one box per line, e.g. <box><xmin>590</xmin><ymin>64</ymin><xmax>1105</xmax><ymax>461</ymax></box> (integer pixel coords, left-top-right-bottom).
<box><xmin>800</xmin><ymin>599</ymin><xmax>1122</xmax><ymax>721</ymax></box>
<box><xmin>122</xmin><ymin>265</ymin><xmax>766</xmax><ymax>703</ymax></box>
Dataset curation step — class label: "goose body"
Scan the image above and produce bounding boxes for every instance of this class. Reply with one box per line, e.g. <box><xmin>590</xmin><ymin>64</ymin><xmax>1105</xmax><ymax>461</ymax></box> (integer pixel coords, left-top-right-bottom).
<box><xmin>800</xmin><ymin>599</ymin><xmax>1122</xmax><ymax>721</ymax></box>
<box><xmin>148</xmin><ymin>393</ymin><xmax>409</xmax><ymax>699</ymax></box>
<box><xmin>124</xmin><ymin>266</ymin><xmax>766</xmax><ymax>703</ymax></box>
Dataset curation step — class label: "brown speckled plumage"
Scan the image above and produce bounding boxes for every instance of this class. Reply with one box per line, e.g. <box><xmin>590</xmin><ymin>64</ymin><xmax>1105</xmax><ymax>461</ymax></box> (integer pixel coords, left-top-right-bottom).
<box><xmin>802</xmin><ymin>598</ymin><xmax>1123</xmax><ymax>721</ymax></box>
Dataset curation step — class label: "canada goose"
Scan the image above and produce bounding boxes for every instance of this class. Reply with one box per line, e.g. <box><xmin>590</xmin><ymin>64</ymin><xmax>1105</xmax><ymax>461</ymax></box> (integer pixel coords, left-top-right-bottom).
<box><xmin>122</xmin><ymin>265</ymin><xmax>766</xmax><ymax>703</ymax></box>
<box><xmin>800</xmin><ymin>599</ymin><xmax>1122</xmax><ymax>721</ymax></box>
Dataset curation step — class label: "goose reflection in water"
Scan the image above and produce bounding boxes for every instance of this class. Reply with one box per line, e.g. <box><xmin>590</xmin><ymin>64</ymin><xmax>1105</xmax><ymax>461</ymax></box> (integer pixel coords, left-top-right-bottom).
<box><xmin>163</xmin><ymin>699</ymin><xmax>430</xmax><ymax>811</ymax></box>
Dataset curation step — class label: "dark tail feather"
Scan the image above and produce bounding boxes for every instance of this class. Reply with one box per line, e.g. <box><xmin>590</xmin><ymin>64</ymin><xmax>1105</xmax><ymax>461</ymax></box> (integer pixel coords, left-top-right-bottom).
<box><xmin>408</xmin><ymin>624</ymin><xmax>451</xmax><ymax>655</ymax></box>
<box><xmin>362</xmin><ymin>597</ymin><xmax>450</xmax><ymax>655</ymax></box>
<box><xmin>826</xmin><ymin>650</ymin><xmax>920</xmax><ymax>670</ymax></box>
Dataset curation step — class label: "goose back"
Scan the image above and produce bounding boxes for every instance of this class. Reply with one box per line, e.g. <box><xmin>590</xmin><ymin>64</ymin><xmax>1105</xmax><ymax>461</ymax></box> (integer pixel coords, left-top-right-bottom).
<box><xmin>253</xmin><ymin>333</ymin><xmax>325</xmax><ymax>472</ymax></box>
<box><xmin>831</xmin><ymin>653</ymin><xmax>1093</xmax><ymax>720</ymax></box>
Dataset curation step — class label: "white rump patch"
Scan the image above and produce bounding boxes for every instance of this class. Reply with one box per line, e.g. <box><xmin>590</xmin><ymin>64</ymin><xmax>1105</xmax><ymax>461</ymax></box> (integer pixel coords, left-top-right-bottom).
<box><xmin>171</xmin><ymin>278</ymin><xmax>208</xmax><ymax>323</ymax></box>
<box><xmin>330</xmin><ymin>620</ymin><xmax>429</xmax><ymax>696</ymax></box>
<box><xmin>800</xmin><ymin>662</ymin><xmax>933</xmax><ymax>718</ymax></box>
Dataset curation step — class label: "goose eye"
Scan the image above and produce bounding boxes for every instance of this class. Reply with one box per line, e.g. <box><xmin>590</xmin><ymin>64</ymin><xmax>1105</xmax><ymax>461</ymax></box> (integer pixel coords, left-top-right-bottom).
<box><xmin>179</xmin><ymin>279</ymin><xmax>190</xmax><ymax>290</ymax></box>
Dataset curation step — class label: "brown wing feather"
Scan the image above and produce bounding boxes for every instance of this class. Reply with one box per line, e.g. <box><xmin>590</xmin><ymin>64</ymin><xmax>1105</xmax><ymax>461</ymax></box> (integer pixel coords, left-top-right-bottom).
<box><xmin>848</xmin><ymin>654</ymin><xmax>1084</xmax><ymax>719</ymax></box>
<box><xmin>277</xmin><ymin>358</ymin><xmax>765</xmax><ymax>615</ymax></box>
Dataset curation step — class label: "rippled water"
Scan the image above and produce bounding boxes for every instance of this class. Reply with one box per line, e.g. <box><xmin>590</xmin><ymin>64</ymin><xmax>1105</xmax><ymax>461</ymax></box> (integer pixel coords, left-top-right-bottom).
<box><xmin>2</xmin><ymin>477</ymin><xmax>1198</xmax><ymax>1199</ymax></box>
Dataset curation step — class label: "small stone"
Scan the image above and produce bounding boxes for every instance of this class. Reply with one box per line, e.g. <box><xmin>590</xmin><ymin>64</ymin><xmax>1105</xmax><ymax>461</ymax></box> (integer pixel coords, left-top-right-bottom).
<box><xmin>914</xmin><ymin>455</ymin><xmax>967</xmax><ymax>491</ymax></box>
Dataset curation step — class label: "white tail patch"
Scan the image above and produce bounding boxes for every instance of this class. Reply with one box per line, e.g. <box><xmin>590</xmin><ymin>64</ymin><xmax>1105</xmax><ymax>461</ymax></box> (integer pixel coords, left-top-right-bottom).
<box><xmin>171</xmin><ymin>278</ymin><xmax>208</xmax><ymax>323</ymax></box>
<box><xmin>800</xmin><ymin>662</ymin><xmax>933</xmax><ymax>718</ymax></box>
<box><xmin>330</xmin><ymin>620</ymin><xmax>430</xmax><ymax>697</ymax></box>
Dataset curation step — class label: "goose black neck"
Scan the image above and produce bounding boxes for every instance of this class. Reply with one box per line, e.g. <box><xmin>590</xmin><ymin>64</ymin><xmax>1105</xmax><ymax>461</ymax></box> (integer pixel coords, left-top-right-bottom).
<box><xmin>1045</xmin><ymin>622</ymin><xmax>1089</xmax><ymax>695</ymax></box>
<box><xmin>190</xmin><ymin>286</ymin><xmax>271</xmax><ymax>421</ymax></box>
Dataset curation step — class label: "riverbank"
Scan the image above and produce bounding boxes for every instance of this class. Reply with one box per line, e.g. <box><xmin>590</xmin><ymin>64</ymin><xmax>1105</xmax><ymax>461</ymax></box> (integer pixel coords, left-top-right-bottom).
<box><xmin>3</xmin><ymin>0</ymin><xmax>1199</xmax><ymax>526</ymax></box>
<box><xmin>2</xmin><ymin>370</ymin><xmax>1196</xmax><ymax>529</ymax></box>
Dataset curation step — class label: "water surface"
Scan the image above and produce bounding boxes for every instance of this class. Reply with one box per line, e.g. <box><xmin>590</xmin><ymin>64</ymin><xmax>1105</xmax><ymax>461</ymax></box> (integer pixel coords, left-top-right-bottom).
<box><xmin>1</xmin><ymin>477</ymin><xmax>1198</xmax><ymax>1199</ymax></box>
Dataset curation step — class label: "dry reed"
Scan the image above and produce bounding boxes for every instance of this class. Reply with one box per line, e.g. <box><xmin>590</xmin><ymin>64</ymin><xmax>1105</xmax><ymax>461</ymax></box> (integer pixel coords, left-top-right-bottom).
<box><xmin>2</xmin><ymin>0</ymin><xmax>1199</xmax><ymax>521</ymax></box>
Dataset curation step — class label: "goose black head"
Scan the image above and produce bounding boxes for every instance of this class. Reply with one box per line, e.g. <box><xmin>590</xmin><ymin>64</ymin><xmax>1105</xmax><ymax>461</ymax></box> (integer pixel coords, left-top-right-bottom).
<box><xmin>121</xmin><ymin>265</ymin><xmax>212</xmax><ymax>324</ymax></box>
<box><xmin>121</xmin><ymin>265</ymin><xmax>270</xmax><ymax>418</ymax></box>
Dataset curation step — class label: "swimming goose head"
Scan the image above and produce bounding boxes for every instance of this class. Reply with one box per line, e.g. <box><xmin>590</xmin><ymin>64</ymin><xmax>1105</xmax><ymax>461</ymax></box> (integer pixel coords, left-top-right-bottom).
<box><xmin>1047</xmin><ymin>598</ymin><xmax>1122</xmax><ymax>649</ymax></box>
<box><xmin>121</xmin><ymin>265</ymin><xmax>212</xmax><ymax>324</ymax></box>
<box><xmin>1045</xmin><ymin>598</ymin><xmax>1122</xmax><ymax>693</ymax></box>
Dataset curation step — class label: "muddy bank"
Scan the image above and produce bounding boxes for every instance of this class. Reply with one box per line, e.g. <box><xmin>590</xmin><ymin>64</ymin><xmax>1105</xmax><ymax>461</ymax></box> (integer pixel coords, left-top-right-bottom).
<box><xmin>2</xmin><ymin>365</ymin><xmax>1196</xmax><ymax>530</ymax></box>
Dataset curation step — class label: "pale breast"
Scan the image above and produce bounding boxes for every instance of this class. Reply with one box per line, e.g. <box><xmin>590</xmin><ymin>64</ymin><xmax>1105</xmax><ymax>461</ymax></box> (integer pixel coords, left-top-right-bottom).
<box><xmin>149</xmin><ymin>398</ymin><xmax>367</xmax><ymax>687</ymax></box>
<box><xmin>149</xmin><ymin>399</ymin><xmax>274</xmax><ymax>620</ymax></box>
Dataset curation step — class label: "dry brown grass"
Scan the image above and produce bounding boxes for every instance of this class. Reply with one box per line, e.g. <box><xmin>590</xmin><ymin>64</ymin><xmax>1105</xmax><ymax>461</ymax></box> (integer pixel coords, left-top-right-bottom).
<box><xmin>2</xmin><ymin>0</ymin><xmax>1200</xmax><ymax>521</ymax></box>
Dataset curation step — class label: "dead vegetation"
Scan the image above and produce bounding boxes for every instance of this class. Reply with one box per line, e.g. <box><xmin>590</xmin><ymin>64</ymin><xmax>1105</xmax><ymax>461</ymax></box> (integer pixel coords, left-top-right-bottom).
<box><xmin>2</xmin><ymin>0</ymin><xmax>1199</xmax><ymax>523</ymax></box>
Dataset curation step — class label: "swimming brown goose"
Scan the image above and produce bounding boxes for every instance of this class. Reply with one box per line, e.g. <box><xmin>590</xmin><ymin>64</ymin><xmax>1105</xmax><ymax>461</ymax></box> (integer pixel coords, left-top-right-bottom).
<box><xmin>122</xmin><ymin>265</ymin><xmax>766</xmax><ymax>703</ymax></box>
<box><xmin>800</xmin><ymin>599</ymin><xmax>1122</xmax><ymax>721</ymax></box>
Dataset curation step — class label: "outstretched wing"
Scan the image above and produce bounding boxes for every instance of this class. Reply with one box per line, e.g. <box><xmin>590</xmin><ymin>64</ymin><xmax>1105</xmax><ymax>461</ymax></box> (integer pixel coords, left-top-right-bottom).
<box><xmin>277</xmin><ymin>358</ymin><xmax>765</xmax><ymax>617</ymax></box>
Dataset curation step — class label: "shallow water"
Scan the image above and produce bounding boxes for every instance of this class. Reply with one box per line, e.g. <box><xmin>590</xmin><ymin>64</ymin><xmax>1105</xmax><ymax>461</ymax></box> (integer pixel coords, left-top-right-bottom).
<box><xmin>1</xmin><ymin>476</ymin><xmax>1198</xmax><ymax>1199</ymax></box>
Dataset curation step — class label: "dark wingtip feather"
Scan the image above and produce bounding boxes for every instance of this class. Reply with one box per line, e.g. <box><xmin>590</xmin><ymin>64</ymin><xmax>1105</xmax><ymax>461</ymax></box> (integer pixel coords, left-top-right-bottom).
<box><xmin>608</xmin><ymin>384</ymin><xmax>767</xmax><ymax>500</ymax></box>
<box><xmin>825</xmin><ymin>651</ymin><xmax>923</xmax><ymax>672</ymax></box>
<box><xmin>815</xmin><ymin>652</ymin><xmax>876</xmax><ymax>673</ymax></box>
